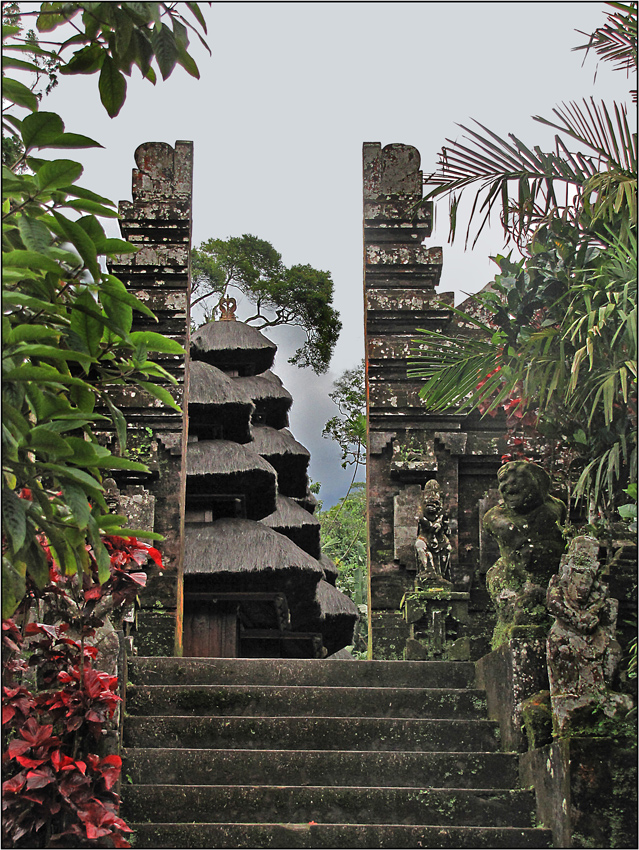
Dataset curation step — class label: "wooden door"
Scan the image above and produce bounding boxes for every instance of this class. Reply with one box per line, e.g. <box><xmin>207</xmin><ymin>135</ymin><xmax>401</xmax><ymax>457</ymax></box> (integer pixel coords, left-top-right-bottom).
<box><xmin>183</xmin><ymin>599</ymin><xmax>239</xmax><ymax>657</ymax></box>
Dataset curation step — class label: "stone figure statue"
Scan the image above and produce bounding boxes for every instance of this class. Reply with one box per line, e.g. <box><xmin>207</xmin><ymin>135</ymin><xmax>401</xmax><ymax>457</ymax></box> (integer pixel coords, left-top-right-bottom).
<box><xmin>546</xmin><ymin>535</ymin><xmax>632</xmax><ymax>735</ymax></box>
<box><xmin>414</xmin><ymin>480</ymin><xmax>452</xmax><ymax>588</ymax></box>
<box><xmin>482</xmin><ymin>461</ymin><xmax>566</xmax><ymax>645</ymax></box>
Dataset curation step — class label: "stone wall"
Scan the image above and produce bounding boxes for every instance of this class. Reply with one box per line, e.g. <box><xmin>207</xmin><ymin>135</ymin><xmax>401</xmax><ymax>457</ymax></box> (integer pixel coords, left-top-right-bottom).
<box><xmin>363</xmin><ymin>142</ymin><xmax>507</xmax><ymax>660</ymax></box>
<box><xmin>103</xmin><ymin>141</ymin><xmax>193</xmax><ymax>656</ymax></box>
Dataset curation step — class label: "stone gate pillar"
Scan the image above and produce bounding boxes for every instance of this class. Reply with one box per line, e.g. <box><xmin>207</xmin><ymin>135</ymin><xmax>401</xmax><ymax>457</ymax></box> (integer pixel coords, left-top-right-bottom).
<box><xmin>363</xmin><ymin>142</ymin><xmax>505</xmax><ymax>660</ymax></box>
<box><xmin>106</xmin><ymin>141</ymin><xmax>192</xmax><ymax>656</ymax></box>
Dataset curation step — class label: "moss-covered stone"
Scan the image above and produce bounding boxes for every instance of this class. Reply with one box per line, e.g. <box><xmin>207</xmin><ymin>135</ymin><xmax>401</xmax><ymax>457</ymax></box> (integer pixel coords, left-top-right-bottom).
<box><xmin>521</xmin><ymin>690</ymin><xmax>552</xmax><ymax>750</ymax></box>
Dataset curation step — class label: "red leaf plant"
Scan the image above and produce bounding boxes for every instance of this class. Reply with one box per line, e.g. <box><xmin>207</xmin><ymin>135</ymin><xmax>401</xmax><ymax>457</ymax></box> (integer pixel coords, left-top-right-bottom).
<box><xmin>2</xmin><ymin>534</ymin><xmax>160</xmax><ymax>847</ymax></box>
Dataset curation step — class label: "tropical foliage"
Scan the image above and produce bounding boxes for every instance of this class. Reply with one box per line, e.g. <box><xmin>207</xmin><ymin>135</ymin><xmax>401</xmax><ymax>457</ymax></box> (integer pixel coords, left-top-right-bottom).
<box><xmin>410</xmin><ymin>2</ymin><xmax>637</xmax><ymax>521</ymax></box>
<box><xmin>322</xmin><ymin>360</ymin><xmax>367</xmax><ymax>471</ymax></box>
<box><xmin>192</xmin><ymin>234</ymin><xmax>342</xmax><ymax>373</ymax></box>
<box><xmin>318</xmin><ymin>364</ymin><xmax>367</xmax><ymax>609</ymax></box>
<box><xmin>2</xmin><ymin>1</ymin><xmax>207</xmax><ymax>617</ymax></box>
<box><xmin>3</xmin><ymin>3</ymin><xmax>208</xmax><ymax>845</ymax></box>
<box><xmin>317</xmin><ymin>483</ymin><xmax>367</xmax><ymax>607</ymax></box>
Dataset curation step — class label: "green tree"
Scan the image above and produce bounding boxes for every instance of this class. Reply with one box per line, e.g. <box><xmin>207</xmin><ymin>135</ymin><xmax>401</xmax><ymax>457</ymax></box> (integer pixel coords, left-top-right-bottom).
<box><xmin>2</xmin><ymin>2</ymin><xmax>208</xmax><ymax>618</ymax></box>
<box><xmin>318</xmin><ymin>363</ymin><xmax>367</xmax><ymax>608</ymax></box>
<box><xmin>322</xmin><ymin>360</ymin><xmax>366</xmax><ymax>470</ymax></box>
<box><xmin>317</xmin><ymin>482</ymin><xmax>367</xmax><ymax>606</ymax></box>
<box><xmin>192</xmin><ymin>233</ymin><xmax>342</xmax><ymax>373</ymax></box>
<box><xmin>410</xmin><ymin>2</ymin><xmax>637</xmax><ymax>522</ymax></box>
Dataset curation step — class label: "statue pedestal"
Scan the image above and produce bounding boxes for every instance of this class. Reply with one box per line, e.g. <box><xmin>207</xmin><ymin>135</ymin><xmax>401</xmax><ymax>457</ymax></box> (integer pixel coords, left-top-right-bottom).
<box><xmin>475</xmin><ymin>633</ymin><xmax>549</xmax><ymax>752</ymax></box>
<box><xmin>400</xmin><ymin>589</ymin><xmax>470</xmax><ymax>660</ymax></box>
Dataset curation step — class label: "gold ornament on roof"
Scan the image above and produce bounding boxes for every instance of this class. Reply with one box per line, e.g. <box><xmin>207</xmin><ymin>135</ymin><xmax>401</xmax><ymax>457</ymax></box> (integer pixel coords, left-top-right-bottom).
<box><xmin>218</xmin><ymin>295</ymin><xmax>237</xmax><ymax>321</ymax></box>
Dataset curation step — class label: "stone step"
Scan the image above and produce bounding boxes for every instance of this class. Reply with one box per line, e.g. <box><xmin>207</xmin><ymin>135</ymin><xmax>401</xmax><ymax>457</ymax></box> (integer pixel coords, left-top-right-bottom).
<box><xmin>123</xmin><ymin>716</ymin><xmax>500</xmax><ymax>752</ymax></box>
<box><xmin>126</xmin><ymin>684</ymin><xmax>487</xmax><ymax>718</ymax></box>
<box><xmin>123</xmin><ymin>748</ymin><xmax>521</xmax><ymax>789</ymax></box>
<box><xmin>127</xmin><ymin>657</ymin><xmax>476</xmax><ymax>689</ymax></box>
<box><xmin>122</xmin><ymin>785</ymin><xmax>537</xmax><ymax>827</ymax></box>
<box><xmin>127</xmin><ymin>822</ymin><xmax>553</xmax><ymax>849</ymax></box>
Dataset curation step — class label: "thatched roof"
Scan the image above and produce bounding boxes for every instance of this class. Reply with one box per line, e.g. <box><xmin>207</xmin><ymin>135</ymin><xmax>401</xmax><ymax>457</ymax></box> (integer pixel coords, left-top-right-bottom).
<box><xmin>186</xmin><ymin>440</ymin><xmax>277</xmax><ymax>519</ymax></box>
<box><xmin>249</xmin><ymin>426</ymin><xmax>310</xmax><ymax>498</ymax></box>
<box><xmin>310</xmin><ymin>579</ymin><xmax>359</xmax><ymax>656</ymax></box>
<box><xmin>319</xmin><ymin>554</ymin><xmax>339</xmax><ymax>585</ymax></box>
<box><xmin>291</xmin><ymin>489</ymin><xmax>319</xmax><ymax>514</ymax></box>
<box><xmin>188</xmin><ymin>361</ymin><xmax>254</xmax><ymax>442</ymax></box>
<box><xmin>234</xmin><ymin>371</ymin><xmax>292</xmax><ymax>429</ymax></box>
<box><xmin>261</xmin><ymin>496</ymin><xmax>321</xmax><ymax>559</ymax></box>
<box><xmin>190</xmin><ymin>321</ymin><xmax>276</xmax><ymax>376</ymax></box>
<box><xmin>183</xmin><ymin>518</ymin><xmax>323</xmax><ymax>630</ymax></box>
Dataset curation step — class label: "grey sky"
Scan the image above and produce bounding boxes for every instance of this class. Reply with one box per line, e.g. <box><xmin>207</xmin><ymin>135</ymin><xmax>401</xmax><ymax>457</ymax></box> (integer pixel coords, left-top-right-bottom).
<box><xmin>39</xmin><ymin>1</ymin><xmax>629</xmax><ymax>507</ymax></box>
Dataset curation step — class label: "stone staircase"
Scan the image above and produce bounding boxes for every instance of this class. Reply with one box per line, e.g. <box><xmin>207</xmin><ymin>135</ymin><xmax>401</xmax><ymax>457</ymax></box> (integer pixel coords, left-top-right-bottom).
<box><xmin>121</xmin><ymin>657</ymin><xmax>552</xmax><ymax>848</ymax></box>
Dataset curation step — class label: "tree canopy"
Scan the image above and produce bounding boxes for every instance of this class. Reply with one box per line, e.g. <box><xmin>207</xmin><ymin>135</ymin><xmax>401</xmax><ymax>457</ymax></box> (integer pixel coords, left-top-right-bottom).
<box><xmin>410</xmin><ymin>2</ymin><xmax>637</xmax><ymax>522</ymax></box>
<box><xmin>192</xmin><ymin>234</ymin><xmax>342</xmax><ymax>373</ymax></box>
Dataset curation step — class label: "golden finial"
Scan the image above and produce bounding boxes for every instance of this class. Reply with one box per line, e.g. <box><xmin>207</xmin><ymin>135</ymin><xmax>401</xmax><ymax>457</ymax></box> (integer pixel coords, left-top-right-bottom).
<box><xmin>218</xmin><ymin>295</ymin><xmax>237</xmax><ymax>321</ymax></box>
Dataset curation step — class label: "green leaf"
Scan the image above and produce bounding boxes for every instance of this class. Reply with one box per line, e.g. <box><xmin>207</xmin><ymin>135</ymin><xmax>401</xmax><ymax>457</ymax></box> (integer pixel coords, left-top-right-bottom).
<box><xmin>103</xmin><ymin>395</ymin><xmax>127</xmax><ymax>453</ymax></box>
<box><xmin>2</xmin><ymin>558</ymin><xmax>27</xmax><ymax>619</ymax></box>
<box><xmin>61</xmin><ymin>198</ymin><xmax>119</xmax><ymax>217</ymax></box>
<box><xmin>101</xmin><ymin>275</ymin><xmax>156</xmax><ymax>318</ymax></box>
<box><xmin>102</xmin><ymin>282</ymin><xmax>133</xmax><ymax>334</ymax></box>
<box><xmin>99</xmin><ymin>54</ymin><xmax>127</xmax><ymax>117</ymax></box>
<box><xmin>87</xmin><ymin>516</ymin><xmax>112</xmax><ymax>583</ymax></box>
<box><xmin>16</xmin><ymin>215</ymin><xmax>53</xmax><ymax>252</ymax></box>
<box><xmin>97</xmin><ymin>238</ymin><xmax>138</xmax><ymax>254</ymax></box>
<box><xmin>69</xmin><ymin>291</ymin><xmax>103</xmax><ymax>357</ymax></box>
<box><xmin>151</xmin><ymin>23</ymin><xmax>178</xmax><ymax>80</ymax></box>
<box><xmin>59</xmin><ymin>43</ymin><xmax>104</xmax><ymax>75</ymax></box>
<box><xmin>137</xmin><ymin>380</ymin><xmax>181</xmax><ymax>412</ymax></box>
<box><xmin>46</xmin><ymin>132</ymin><xmax>103</xmax><ymax>149</ymax></box>
<box><xmin>13</xmin><ymin>343</ymin><xmax>93</xmax><ymax>366</ymax></box>
<box><xmin>37</xmin><ymin>2</ymin><xmax>79</xmax><ymax>32</ymax></box>
<box><xmin>61</xmin><ymin>482</ymin><xmax>92</xmax><ymax>529</ymax></box>
<box><xmin>62</xmin><ymin>185</ymin><xmax>114</xmax><ymax>206</ymax></box>
<box><xmin>25</xmin><ymin>535</ymin><xmax>50</xmax><ymax>588</ymax></box>
<box><xmin>36</xmin><ymin>158</ymin><xmax>84</xmax><ymax>192</ymax></box>
<box><xmin>51</xmin><ymin>211</ymin><xmax>100</xmax><ymax>281</ymax></box>
<box><xmin>3</xmin><ymin>364</ymin><xmax>89</xmax><ymax>387</ymax></box>
<box><xmin>175</xmin><ymin>40</ymin><xmax>200</xmax><ymax>79</ymax></box>
<box><xmin>20</xmin><ymin>111</ymin><xmax>64</xmax><ymax>150</ymax></box>
<box><xmin>64</xmin><ymin>436</ymin><xmax>111</xmax><ymax>465</ymax></box>
<box><xmin>24</xmin><ymin>425</ymin><xmax>74</xmax><ymax>458</ymax></box>
<box><xmin>129</xmin><ymin>331</ymin><xmax>184</xmax><ymax>354</ymax></box>
<box><xmin>6</xmin><ymin>325</ymin><xmax>59</xmax><ymax>345</ymax></box>
<box><xmin>40</xmin><ymin>463</ymin><xmax>105</xmax><ymax>499</ymax></box>
<box><xmin>2</xmin><ymin>77</ymin><xmax>39</xmax><ymax>110</ymax></box>
<box><xmin>2</xmin><ymin>249</ymin><xmax>60</xmax><ymax>274</ymax></box>
<box><xmin>2</xmin><ymin>488</ymin><xmax>28</xmax><ymax>552</ymax></box>
<box><xmin>186</xmin><ymin>3</ymin><xmax>208</xmax><ymax>34</ymax></box>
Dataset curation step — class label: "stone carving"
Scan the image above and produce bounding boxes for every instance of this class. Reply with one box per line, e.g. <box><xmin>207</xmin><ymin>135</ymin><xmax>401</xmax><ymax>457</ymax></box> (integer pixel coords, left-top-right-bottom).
<box><xmin>483</xmin><ymin>461</ymin><xmax>566</xmax><ymax>646</ymax></box>
<box><xmin>414</xmin><ymin>480</ymin><xmax>452</xmax><ymax>588</ymax></box>
<box><xmin>547</xmin><ymin>535</ymin><xmax>632</xmax><ymax>735</ymax></box>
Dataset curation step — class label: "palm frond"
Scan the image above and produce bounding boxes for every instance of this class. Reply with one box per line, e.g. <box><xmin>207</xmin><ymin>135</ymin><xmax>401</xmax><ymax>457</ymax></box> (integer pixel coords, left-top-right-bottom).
<box><xmin>535</xmin><ymin>98</ymin><xmax>637</xmax><ymax>173</ymax></box>
<box><xmin>424</xmin><ymin>120</ymin><xmax>603</xmax><ymax>246</ymax></box>
<box><xmin>574</xmin><ymin>2</ymin><xmax>637</xmax><ymax>74</ymax></box>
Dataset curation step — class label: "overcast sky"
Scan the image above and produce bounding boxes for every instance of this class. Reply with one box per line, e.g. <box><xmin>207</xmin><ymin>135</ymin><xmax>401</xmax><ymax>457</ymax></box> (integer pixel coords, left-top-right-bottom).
<box><xmin>38</xmin><ymin>1</ymin><xmax>631</xmax><ymax>507</ymax></box>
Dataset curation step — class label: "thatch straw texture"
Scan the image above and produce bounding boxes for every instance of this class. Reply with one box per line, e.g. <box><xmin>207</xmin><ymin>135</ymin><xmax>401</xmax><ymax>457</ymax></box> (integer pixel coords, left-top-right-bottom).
<box><xmin>186</xmin><ymin>440</ymin><xmax>277</xmax><ymax>519</ymax></box>
<box><xmin>183</xmin><ymin>518</ymin><xmax>323</xmax><ymax>631</ymax></box>
<box><xmin>250</xmin><ymin>426</ymin><xmax>310</xmax><ymax>498</ymax></box>
<box><xmin>319</xmin><ymin>554</ymin><xmax>339</xmax><ymax>585</ymax></box>
<box><xmin>234</xmin><ymin>372</ymin><xmax>292</xmax><ymax>429</ymax></box>
<box><xmin>291</xmin><ymin>490</ymin><xmax>319</xmax><ymax>514</ymax></box>
<box><xmin>261</xmin><ymin>496</ymin><xmax>321</xmax><ymax>559</ymax></box>
<box><xmin>184</xmin><ymin>519</ymin><xmax>324</xmax><ymax>576</ymax></box>
<box><xmin>188</xmin><ymin>361</ymin><xmax>254</xmax><ymax>442</ymax></box>
<box><xmin>191</xmin><ymin>321</ymin><xmax>276</xmax><ymax>376</ymax></box>
<box><xmin>311</xmin><ymin>579</ymin><xmax>359</xmax><ymax>655</ymax></box>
